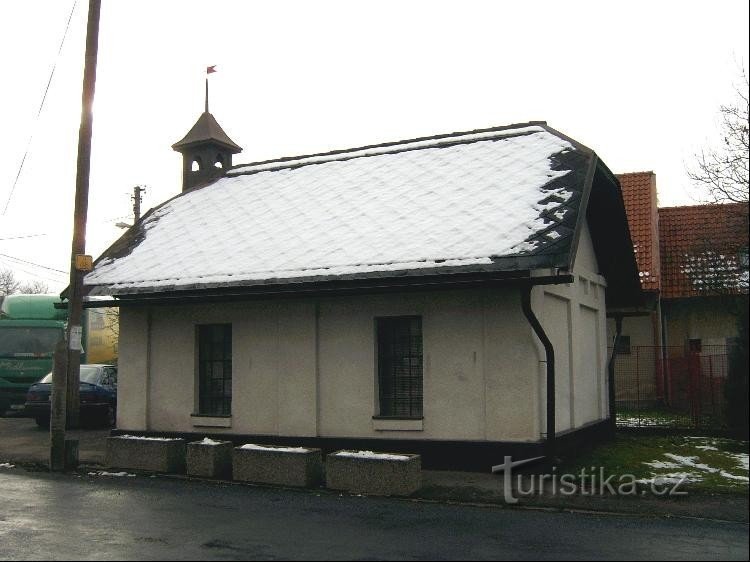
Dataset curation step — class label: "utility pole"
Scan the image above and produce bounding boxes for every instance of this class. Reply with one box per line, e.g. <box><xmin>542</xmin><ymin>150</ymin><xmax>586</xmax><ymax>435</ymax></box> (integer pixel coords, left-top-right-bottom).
<box><xmin>62</xmin><ymin>0</ymin><xmax>101</xmax><ymax>430</ymax></box>
<box><xmin>49</xmin><ymin>341</ymin><xmax>68</xmax><ymax>470</ymax></box>
<box><xmin>132</xmin><ymin>185</ymin><xmax>146</xmax><ymax>222</ymax></box>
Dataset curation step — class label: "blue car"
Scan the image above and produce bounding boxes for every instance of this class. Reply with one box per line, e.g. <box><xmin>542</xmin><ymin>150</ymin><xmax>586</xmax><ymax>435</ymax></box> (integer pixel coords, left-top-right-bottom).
<box><xmin>24</xmin><ymin>364</ymin><xmax>117</xmax><ymax>427</ymax></box>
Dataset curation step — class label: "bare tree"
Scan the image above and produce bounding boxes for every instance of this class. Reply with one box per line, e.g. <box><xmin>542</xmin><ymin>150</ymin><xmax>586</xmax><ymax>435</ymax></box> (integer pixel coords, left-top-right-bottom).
<box><xmin>0</xmin><ymin>269</ymin><xmax>20</xmax><ymax>296</ymax></box>
<box><xmin>688</xmin><ymin>69</ymin><xmax>749</xmax><ymax>204</ymax></box>
<box><xmin>19</xmin><ymin>280</ymin><xmax>50</xmax><ymax>294</ymax></box>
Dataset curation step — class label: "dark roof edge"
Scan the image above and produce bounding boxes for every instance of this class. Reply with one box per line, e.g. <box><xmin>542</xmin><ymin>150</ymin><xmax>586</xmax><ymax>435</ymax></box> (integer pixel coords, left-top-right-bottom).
<box><xmin>537</xmin><ymin>123</ymin><xmax>595</xmax><ymax>158</ymax></box>
<box><xmin>171</xmin><ymin>137</ymin><xmax>243</xmax><ymax>153</ymax></box>
<box><xmin>81</xmin><ymin>271</ymin><xmax>574</xmax><ymax>308</ymax></box>
<box><xmin>567</xmin><ymin>152</ymin><xmax>600</xmax><ymax>271</ymax></box>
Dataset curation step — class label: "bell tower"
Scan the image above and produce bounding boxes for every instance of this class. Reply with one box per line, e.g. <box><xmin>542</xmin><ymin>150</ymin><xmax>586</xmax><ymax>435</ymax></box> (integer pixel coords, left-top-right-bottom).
<box><xmin>172</xmin><ymin>81</ymin><xmax>242</xmax><ymax>192</ymax></box>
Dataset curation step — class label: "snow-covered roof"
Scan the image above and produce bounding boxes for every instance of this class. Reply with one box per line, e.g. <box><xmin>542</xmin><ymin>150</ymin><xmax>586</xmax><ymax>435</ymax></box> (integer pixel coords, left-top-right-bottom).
<box><xmin>85</xmin><ymin>122</ymin><xmax>601</xmax><ymax>296</ymax></box>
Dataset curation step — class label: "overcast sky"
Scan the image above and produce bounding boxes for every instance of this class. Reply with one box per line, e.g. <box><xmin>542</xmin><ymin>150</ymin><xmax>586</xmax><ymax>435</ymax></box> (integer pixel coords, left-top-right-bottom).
<box><xmin>0</xmin><ymin>0</ymin><xmax>748</xmax><ymax>292</ymax></box>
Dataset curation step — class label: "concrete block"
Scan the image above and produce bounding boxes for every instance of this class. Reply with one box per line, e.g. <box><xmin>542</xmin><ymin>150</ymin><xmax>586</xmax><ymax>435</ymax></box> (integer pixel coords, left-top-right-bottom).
<box><xmin>186</xmin><ymin>439</ymin><xmax>233</xmax><ymax>479</ymax></box>
<box><xmin>326</xmin><ymin>450</ymin><xmax>421</xmax><ymax>496</ymax></box>
<box><xmin>232</xmin><ymin>444</ymin><xmax>323</xmax><ymax>487</ymax></box>
<box><xmin>106</xmin><ymin>436</ymin><xmax>186</xmax><ymax>473</ymax></box>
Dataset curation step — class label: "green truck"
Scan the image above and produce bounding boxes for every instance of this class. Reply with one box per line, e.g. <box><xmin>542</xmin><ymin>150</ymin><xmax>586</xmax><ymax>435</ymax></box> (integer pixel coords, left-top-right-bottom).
<box><xmin>0</xmin><ymin>294</ymin><xmax>119</xmax><ymax>415</ymax></box>
<box><xmin>0</xmin><ymin>294</ymin><xmax>67</xmax><ymax>415</ymax></box>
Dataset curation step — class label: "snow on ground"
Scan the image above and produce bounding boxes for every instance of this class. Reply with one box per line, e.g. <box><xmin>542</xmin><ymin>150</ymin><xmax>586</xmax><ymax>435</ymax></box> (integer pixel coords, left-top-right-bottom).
<box><xmin>732</xmin><ymin>453</ymin><xmax>749</xmax><ymax>471</ymax></box>
<box><xmin>87</xmin><ymin>471</ymin><xmax>136</xmax><ymax>478</ymax></box>
<box><xmin>116</xmin><ymin>435</ymin><xmax>183</xmax><ymax>442</ymax></box>
<box><xmin>195</xmin><ymin>438</ymin><xmax>227</xmax><ymax>446</ymax></box>
<box><xmin>663</xmin><ymin>453</ymin><xmax>718</xmax><ymax>473</ymax></box>
<box><xmin>643</xmin><ymin>460</ymin><xmax>682</xmax><ymax>470</ymax></box>
<box><xmin>239</xmin><ymin>444</ymin><xmax>311</xmax><ymax>454</ymax></box>
<box><xmin>618</xmin><ymin>416</ymin><xmax>680</xmax><ymax>428</ymax></box>
<box><xmin>335</xmin><ymin>450</ymin><xmax>411</xmax><ymax>461</ymax></box>
<box><xmin>636</xmin><ymin>473</ymin><xmax>703</xmax><ymax>485</ymax></box>
<box><xmin>0</xmin><ymin>463</ymin><xmax>15</xmax><ymax>469</ymax></box>
<box><xmin>641</xmin><ymin>440</ymin><xmax>749</xmax><ymax>485</ymax></box>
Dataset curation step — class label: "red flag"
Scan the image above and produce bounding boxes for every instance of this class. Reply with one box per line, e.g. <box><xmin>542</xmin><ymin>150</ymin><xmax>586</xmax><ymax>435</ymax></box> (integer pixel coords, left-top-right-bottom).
<box><xmin>206</xmin><ymin>65</ymin><xmax>217</xmax><ymax>74</ymax></box>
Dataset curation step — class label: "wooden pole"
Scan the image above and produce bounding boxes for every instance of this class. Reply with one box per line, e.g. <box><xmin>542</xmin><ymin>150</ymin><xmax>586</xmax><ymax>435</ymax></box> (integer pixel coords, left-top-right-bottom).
<box><xmin>65</xmin><ymin>0</ymin><xmax>101</xmax><ymax>428</ymax></box>
<box><xmin>133</xmin><ymin>185</ymin><xmax>144</xmax><ymax>222</ymax></box>
<box><xmin>49</xmin><ymin>340</ymin><xmax>68</xmax><ymax>471</ymax></box>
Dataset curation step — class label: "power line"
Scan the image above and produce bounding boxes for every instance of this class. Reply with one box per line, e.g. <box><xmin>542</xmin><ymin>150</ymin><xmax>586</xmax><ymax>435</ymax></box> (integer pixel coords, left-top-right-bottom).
<box><xmin>0</xmin><ymin>252</ymin><xmax>68</xmax><ymax>275</ymax></box>
<box><xmin>2</xmin><ymin>0</ymin><xmax>78</xmax><ymax>216</ymax></box>
<box><xmin>0</xmin><ymin>233</ymin><xmax>49</xmax><ymax>241</ymax></box>
<box><xmin>0</xmin><ymin>258</ymin><xmax>63</xmax><ymax>285</ymax></box>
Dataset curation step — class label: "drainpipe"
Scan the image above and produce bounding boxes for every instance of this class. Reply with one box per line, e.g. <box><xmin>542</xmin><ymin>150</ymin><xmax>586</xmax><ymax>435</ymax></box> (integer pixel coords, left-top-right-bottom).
<box><xmin>145</xmin><ymin>307</ymin><xmax>152</xmax><ymax>430</ymax></box>
<box><xmin>607</xmin><ymin>315</ymin><xmax>624</xmax><ymax>435</ymax></box>
<box><xmin>521</xmin><ymin>284</ymin><xmax>556</xmax><ymax>462</ymax></box>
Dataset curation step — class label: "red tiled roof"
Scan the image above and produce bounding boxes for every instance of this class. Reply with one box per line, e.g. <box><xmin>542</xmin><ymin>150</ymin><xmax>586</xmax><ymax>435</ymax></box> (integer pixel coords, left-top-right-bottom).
<box><xmin>616</xmin><ymin>172</ymin><xmax>660</xmax><ymax>292</ymax></box>
<box><xmin>658</xmin><ymin>203</ymin><xmax>749</xmax><ymax>299</ymax></box>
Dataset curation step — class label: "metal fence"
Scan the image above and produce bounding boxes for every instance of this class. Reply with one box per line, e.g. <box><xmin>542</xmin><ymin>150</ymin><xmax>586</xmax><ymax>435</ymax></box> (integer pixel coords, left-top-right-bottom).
<box><xmin>612</xmin><ymin>345</ymin><xmax>730</xmax><ymax>430</ymax></box>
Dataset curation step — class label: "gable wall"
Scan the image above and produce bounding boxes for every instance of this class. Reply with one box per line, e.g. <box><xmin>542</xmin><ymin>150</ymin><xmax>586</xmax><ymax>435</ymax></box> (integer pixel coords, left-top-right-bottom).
<box><xmin>535</xmin><ymin>221</ymin><xmax>610</xmax><ymax>432</ymax></box>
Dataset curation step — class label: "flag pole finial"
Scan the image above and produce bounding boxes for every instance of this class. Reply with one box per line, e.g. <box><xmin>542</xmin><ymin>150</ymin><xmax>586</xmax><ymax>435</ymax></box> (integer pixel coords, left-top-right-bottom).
<box><xmin>205</xmin><ymin>65</ymin><xmax>216</xmax><ymax>113</ymax></box>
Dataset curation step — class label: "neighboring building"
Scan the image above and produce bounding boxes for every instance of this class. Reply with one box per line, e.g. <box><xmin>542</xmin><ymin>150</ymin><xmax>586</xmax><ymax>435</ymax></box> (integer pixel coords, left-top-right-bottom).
<box><xmin>608</xmin><ymin>172</ymin><xmax>662</xmax><ymax>404</ymax></box>
<box><xmin>82</xmin><ymin>115</ymin><xmax>641</xmax><ymax>469</ymax></box>
<box><xmin>609</xmin><ymin>171</ymin><xmax>748</xmax><ymax>414</ymax></box>
<box><xmin>658</xmin><ymin>202</ymin><xmax>748</xmax><ymax>354</ymax></box>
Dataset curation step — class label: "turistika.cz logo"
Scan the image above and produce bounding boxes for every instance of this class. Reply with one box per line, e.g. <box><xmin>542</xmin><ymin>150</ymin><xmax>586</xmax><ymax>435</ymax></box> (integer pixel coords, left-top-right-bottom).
<box><xmin>492</xmin><ymin>456</ymin><xmax>689</xmax><ymax>504</ymax></box>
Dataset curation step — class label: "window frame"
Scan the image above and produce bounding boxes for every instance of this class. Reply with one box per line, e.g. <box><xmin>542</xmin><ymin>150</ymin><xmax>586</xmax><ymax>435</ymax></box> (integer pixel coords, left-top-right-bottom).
<box><xmin>615</xmin><ymin>335</ymin><xmax>631</xmax><ymax>355</ymax></box>
<box><xmin>196</xmin><ymin>324</ymin><xmax>233</xmax><ymax>417</ymax></box>
<box><xmin>374</xmin><ymin>315</ymin><xmax>424</xmax><ymax>420</ymax></box>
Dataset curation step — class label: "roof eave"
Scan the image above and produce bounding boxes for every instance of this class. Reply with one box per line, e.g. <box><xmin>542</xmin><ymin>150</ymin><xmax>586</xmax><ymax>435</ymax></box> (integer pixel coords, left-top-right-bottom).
<box><xmin>83</xmin><ymin>259</ymin><xmax>574</xmax><ymax>304</ymax></box>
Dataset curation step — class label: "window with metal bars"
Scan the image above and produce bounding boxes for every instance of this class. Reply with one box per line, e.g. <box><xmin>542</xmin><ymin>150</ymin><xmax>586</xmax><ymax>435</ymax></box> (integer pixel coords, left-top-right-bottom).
<box><xmin>376</xmin><ymin>316</ymin><xmax>423</xmax><ymax>419</ymax></box>
<box><xmin>197</xmin><ymin>324</ymin><xmax>232</xmax><ymax>416</ymax></box>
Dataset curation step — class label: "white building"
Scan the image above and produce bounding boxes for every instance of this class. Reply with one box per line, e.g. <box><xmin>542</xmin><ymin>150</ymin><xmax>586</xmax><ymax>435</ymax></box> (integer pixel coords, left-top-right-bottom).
<box><xmin>82</xmin><ymin>115</ymin><xmax>641</xmax><ymax>470</ymax></box>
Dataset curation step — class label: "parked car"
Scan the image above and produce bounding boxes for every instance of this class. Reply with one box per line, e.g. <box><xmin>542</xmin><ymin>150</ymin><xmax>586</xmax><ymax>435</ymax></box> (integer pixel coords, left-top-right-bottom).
<box><xmin>24</xmin><ymin>364</ymin><xmax>117</xmax><ymax>427</ymax></box>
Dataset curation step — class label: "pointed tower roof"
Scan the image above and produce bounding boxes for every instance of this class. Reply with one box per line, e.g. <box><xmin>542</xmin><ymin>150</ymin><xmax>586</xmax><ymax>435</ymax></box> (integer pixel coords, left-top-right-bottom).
<box><xmin>172</xmin><ymin>111</ymin><xmax>242</xmax><ymax>154</ymax></box>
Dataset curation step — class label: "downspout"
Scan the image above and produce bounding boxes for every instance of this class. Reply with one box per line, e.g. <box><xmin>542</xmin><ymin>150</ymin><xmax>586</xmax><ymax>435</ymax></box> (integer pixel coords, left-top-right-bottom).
<box><xmin>145</xmin><ymin>307</ymin><xmax>152</xmax><ymax>430</ymax></box>
<box><xmin>521</xmin><ymin>284</ymin><xmax>556</xmax><ymax>461</ymax></box>
<box><xmin>607</xmin><ymin>315</ymin><xmax>624</xmax><ymax>435</ymax></box>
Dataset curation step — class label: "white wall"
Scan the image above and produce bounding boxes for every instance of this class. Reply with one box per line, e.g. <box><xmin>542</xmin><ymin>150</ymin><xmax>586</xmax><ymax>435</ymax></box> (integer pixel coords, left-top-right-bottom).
<box><xmin>535</xmin><ymin>220</ymin><xmax>610</xmax><ymax>432</ymax></box>
<box><xmin>117</xmin><ymin>225</ymin><xmax>609</xmax><ymax>442</ymax></box>
<box><xmin>117</xmin><ymin>286</ymin><xmax>546</xmax><ymax>442</ymax></box>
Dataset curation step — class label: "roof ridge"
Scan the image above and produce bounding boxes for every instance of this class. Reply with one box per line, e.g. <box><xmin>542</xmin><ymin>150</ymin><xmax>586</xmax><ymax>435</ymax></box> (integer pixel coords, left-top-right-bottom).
<box><xmin>227</xmin><ymin>121</ymin><xmax>550</xmax><ymax>177</ymax></box>
<box><xmin>658</xmin><ymin>201</ymin><xmax>749</xmax><ymax>211</ymax></box>
<box><xmin>616</xmin><ymin>171</ymin><xmax>654</xmax><ymax>177</ymax></box>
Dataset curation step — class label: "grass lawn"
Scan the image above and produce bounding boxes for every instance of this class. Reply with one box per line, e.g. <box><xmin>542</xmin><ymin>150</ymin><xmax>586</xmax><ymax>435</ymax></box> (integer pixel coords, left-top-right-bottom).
<box><xmin>561</xmin><ymin>434</ymin><xmax>749</xmax><ymax>495</ymax></box>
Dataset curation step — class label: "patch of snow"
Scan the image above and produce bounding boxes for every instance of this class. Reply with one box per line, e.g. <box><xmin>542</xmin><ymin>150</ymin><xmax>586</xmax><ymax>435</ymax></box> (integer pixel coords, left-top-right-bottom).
<box><xmin>643</xmin><ymin>461</ymin><xmax>681</xmax><ymax>470</ymax></box>
<box><xmin>618</xmin><ymin>416</ymin><xmax>680</xmax><ymax>427</ymax></box>
<box><xmin>647</xmin><ymin>451</ymin><xmax>750</xmax><ymax>485</ymax></box>
<box><xmin>0</xmin><ymin>463</ymin><xmax>15</xmax><ymax>469</ymax></box>
<box><xmin>335</xmin><ymin>450</ymin><xmax>412</xmax><ymax>461</ymax></box>
<box><xmin>116</xmin><ymin>434</ymin><xmax>182</xmax><ymax>442</ymax></box>
<box><xmin>87</xmin><ymin>471</ymin><xmax>136</xmax><ymax>478</ymax></box>
<box><xmin>195</xmin><ymin>438</ymin><xmax>227</xmax><ymax>446</ymax></box>
<box><xmin>695</xmin><ymin>445</ymin><xmax>719</xmax><ymax>451</ymax></box>
<box><xmin>663</xmin><ymin>453</ymin><xmax>719</xmax><ymax>473</ymax></box>
<box><xmin>636</xmin><ymin>473</ymin><xmax>702</xmax><ymax>485</ymax></box>
<box><xmin>239</xmin><ymin>444</ymin><xmax>311</xmax><ymax>454</ymax></box>
<box><xmin>732</xmin><ymin>453</ymin><xmax>749</xmax><ymax>472</ymax></box>
<box><xmin>719</xmin><ymin>471</ymin><xmax>749</xmax><ymax>482</ymax></box>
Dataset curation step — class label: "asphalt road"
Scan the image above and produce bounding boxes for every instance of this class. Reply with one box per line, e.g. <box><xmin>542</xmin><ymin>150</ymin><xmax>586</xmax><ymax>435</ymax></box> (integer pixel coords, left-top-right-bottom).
<box><xmin>0</xmin><ymin>469</ymin><xmax>747</xmax><ymax>561</ymax></box>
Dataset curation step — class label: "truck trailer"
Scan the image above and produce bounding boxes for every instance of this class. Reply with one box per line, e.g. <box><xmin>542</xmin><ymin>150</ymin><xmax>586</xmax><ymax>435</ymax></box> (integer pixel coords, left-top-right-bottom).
<box><xmin>0</xmin><ymin>294</ymin><xmax>117</xmax><ymax>415</ymax></box>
